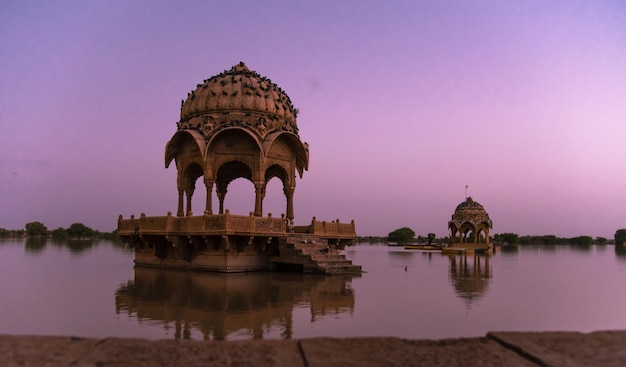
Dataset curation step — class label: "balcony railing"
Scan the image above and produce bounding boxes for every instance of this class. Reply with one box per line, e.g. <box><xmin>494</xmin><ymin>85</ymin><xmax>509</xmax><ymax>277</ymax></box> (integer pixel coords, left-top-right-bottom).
<box><xmin>296</xmin><ymin>217</ymin><xmax>356</xmax><ymax>238</ymax></box>
<box><xmin>118</xmin><ymin>212</ymin><xmax>355</xmax><ymax>238</ymax></box>
<box><xmin>118</xmin><ymin>211</ymin><xmax>287</xmax><ymax>236</ymax></box>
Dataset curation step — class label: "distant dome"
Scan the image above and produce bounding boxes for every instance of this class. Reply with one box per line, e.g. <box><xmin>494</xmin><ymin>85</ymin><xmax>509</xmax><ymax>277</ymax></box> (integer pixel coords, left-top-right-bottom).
<box><xmin>449</xmin><ymin>197</ymin><xmax>492</xmax><ymax>227</ymax></box>
<box><xmin>448</xmin><ymin>196</ymin><xmax>493</xmax><ymax>245</ymax></box>
<box><xmin>454</xmin><ymin>197</ymin><xmax>487</xmax><ymax>214</ymax></box>
<box><xmin>179</xmin><ymin>62</ymin><xmax>298</xmax><ymax>128</ymax></box>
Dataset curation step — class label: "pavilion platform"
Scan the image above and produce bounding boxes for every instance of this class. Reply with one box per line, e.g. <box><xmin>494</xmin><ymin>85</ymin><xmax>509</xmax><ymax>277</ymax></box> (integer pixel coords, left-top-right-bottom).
<box><xmin>117</xmin><ymin>212</ymin><xmax>361</xmax><ymax>275</ymax></box>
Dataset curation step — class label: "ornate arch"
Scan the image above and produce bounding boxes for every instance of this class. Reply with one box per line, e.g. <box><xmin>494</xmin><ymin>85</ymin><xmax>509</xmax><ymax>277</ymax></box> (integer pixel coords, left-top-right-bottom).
<box><xmin>179</xmin><ymin>162</ymin><xmax>205</xmax><ymax>216</ymax></box>
<box><xmin>165</xmin><ymin>129</ymin><xmax>206</xmax><ymax>168</ymax></box>
<box><xmin>213</xmin><ymin>160</ymin><xmax>254</xmax><ymax>215</ymax></box>
<box><xmin>205</xmin><ymin>127</ymin><xmax>263</xmax><ymax>159</ymax></box>
<box><xmin>263</xmin><ymin>131</ymin><xmax>309</xmax><ymax>178</ymax></box>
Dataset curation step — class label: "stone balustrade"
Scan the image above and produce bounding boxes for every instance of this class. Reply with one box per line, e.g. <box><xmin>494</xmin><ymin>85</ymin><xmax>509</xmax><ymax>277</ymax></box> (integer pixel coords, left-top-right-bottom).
<box><xmin>118</xmin><ymin>211</ymin><xmax>287</xmax><ymax>237</ymax></box>
<box><xmin>298</xmin><ymin>217</ymin><xmax>356</xmax><ymax>239</ymax></box>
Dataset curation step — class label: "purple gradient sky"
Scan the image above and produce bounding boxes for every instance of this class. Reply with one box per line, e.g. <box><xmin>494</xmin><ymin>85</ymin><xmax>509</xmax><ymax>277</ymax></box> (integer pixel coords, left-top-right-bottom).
<box><xmin>1</xmin><ymin>1</ymin><xmax>625</xmax><ymax>237</ymax></box>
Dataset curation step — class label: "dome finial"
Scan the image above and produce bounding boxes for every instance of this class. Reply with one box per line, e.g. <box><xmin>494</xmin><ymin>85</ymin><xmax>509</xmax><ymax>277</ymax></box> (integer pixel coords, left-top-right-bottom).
<box><xmin>230</xmin><ymin>62</ymin><xmax>249</xmax><ymax>73</ymax></box>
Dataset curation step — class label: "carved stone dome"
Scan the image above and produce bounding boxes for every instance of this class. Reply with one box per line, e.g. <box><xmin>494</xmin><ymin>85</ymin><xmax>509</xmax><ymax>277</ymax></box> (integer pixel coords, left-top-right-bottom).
<box><xmin>179</xmin><ymin>62</ymin><xmax>298</xmax><ymax>128</ymax></box>
<box><xmin>450</xmin><ymin>197</ymin><xmax>492</xmax><ymax>227</ymax></box>
<box><xmin>454</xmin><ymin>197</ymin><xmax>487</xmax><ymax>214</ymax></box>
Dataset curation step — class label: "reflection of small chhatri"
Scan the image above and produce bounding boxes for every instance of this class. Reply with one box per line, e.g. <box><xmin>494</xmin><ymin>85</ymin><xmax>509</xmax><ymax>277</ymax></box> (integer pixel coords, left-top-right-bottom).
<box><xmin>445</xmin><ymin>197</ymin><xmax>494</xmax><ymax>255</ymax></box>
<box><xmin>446</xmin><ymin>254</ymin><xmax>492</xmax><ymax>308</ymax></box>
<box><xmin>117</xmin><ymin>63</ymin><xmax>360</xmax><ymax>274</ymax></box>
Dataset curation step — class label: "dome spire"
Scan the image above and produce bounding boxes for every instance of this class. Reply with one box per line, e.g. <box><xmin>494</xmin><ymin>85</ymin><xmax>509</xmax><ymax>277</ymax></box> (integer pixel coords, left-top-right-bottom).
<box><xmin>230</xmin><ymin>61</ymin><xmax>250</xmax><ymax>73</ymax></box>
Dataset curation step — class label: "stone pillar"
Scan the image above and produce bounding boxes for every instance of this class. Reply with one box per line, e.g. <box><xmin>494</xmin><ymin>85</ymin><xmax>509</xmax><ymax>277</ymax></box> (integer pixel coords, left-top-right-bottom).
<box><xmin>284</xmin><ymin>188</ymin><xmax>294</xmax><ymax>222</ymax></box>
<box><xmin>177</xmin><ymin>188</ymin><xmax>184</xmax><ymax>217</ymax></box>
<box><xmin>204</xmin><ymin>180</ymin><xmax>214</xmax><ymax>215</ymax></box>
<box><xmin>254</xmin><ymin>183</ymin><xmax>265</xmax><ymax>217</ymax></box>
<box><xmin>185</xmin><ymin>186</ymin><xmax>195</xmax><ymax>216</ymax></box>
<box><xmin>217</xmin><ymin>190</ymin><xmax>226</xmax><ymax>214</ymax></box>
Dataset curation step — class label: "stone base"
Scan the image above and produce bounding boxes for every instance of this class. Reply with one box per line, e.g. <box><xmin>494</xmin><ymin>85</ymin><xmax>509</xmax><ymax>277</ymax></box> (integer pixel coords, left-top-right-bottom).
<box><xmin>134</xmin><ymin>247</ymin><xmax>270</xmax><ymax>272</ymax></box>
<box><xmin>132</xmin><ymin>235</ymin><xmax>276</xmax><ymax>273</ymax></box>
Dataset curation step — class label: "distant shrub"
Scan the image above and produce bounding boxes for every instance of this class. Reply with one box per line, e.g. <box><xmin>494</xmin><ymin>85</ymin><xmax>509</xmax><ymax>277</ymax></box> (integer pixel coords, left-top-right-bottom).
<box><xmin>569</xmin><ymin>236</ymin><xmax>593</xmax><ymax>246</ymax></box>
<box><xmin>50</xmin><ymin>227</ymin><xmax>68</xmax><ymax>239</ymax></box>
<box><xmin>25</xmin><ymin>221</ymin><xmax>48</xmax><ymax>236</ymax></box>
<box><xmin>494</xmin><ymin>233</ymin><xmax>519</xmax><ymax>246</ymax></box>
<box><xmin>67</xmin><ymin>223</ymin><xmax>96</xmax><ymax>238</ymax></box>
<box><xmin>615</xmin><ymin>229</ymin><xmax>626</xmax><ymax>248</ymax></box>
<box><xmin>100</xmin><ymin>231</ymin><xmax>119</xmax><ymax>241</ymax></box>
<box><xmin>388</xmin><ymin>227</ymin><xmax>416</xmax><ymax>244</ymax></box>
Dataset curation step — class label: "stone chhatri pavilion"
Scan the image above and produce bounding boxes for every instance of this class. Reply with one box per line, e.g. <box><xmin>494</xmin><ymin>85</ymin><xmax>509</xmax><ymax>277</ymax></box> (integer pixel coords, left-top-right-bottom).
<box><xmin>447</xmin><ymin>197</ymin><xmax>493</xmax><ymax>253</ymax></box>
<box><xmin>118</xmin><ymin>62</ymin><xmax>360</xmax><ymax>274</ymax></box>
<box><xmin>166</xmin><ymin>62</ymin><xmax>307</xmax><ymax>222</ymax></box>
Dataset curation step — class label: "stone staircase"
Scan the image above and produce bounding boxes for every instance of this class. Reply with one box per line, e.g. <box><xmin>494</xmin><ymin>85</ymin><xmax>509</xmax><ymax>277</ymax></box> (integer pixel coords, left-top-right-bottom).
<box><xmin>272</xmin><ymin>236</ymin><xmax>362</xmax><ymax>275</ymax></box>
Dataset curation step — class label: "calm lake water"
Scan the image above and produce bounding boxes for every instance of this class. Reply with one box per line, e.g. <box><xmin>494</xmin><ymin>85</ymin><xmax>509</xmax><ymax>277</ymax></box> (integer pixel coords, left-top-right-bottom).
<box><xmin>1</xmin><ymin>238</ymin><xmax>626</xmax><ymax>341</ymax></box>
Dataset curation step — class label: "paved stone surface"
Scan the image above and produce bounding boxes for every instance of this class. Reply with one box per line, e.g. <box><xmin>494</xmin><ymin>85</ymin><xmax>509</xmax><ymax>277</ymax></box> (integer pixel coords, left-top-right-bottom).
<box><xmin>300</xmin><ymin>337</ymin><xmax>538</xmax><ymax>367</ymax></box>
<box><xmin>2</xmin><ymin>331</ymin><xmax>626</xmax><ymax>367</ymax></box>
<box><xmin>0</xmin><ymin>335</ymin><xmax>100</xmax><ymax>367</ymax></box>
<box><xmin>488</xmin><ymin>330</ymin><xmax>626</xmax><ymax>367</ymax></box>
<box><xmin>74</xmin><ymin>338</ymin><xmax>303</xmax><ymax>367</ymax></box>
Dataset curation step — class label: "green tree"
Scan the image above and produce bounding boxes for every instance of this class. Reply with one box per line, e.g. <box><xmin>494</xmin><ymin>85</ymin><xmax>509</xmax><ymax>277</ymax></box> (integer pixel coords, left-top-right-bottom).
<box><xmin>50</xmin><ymin>227</ymin><xmax>68</xmax><ymax>240</ymax></box>
<box><xmin>594</xmin><ymin>237</ymin><xmax>607</xmax><ymax>245</ymax></box>
<box><xmin>615</xmin><ymin>229</ymin><xmax>626</xmax><ymax>248</ymax></box>
<box><xmin>494</xmin><ymin>233</ymin><xmax>519</xmax><ymax>246</ymax></box>
<box><xmin>541</xmin><ymin>235</ymin><xmax>558</xmax><ymax>245</ymax></box>
<box><xmin>67</xmin><ymin>223</ymin><xmax>95</xmax><ymax>239</ymax></box>
<box><xmin>427</xmin><ymin>233</ymin><xmax>436</xmax><ymax>245</ymax></box>
<box><xmin>25</xmin><ymin>221</ymin><xmax>48</xmax><ymax>236</ymax></box>
<box><xmin>569</xmin><ymin>236</ymin><xmax>593</xmax><ymax>246</ymax></box>
<box><xmin>99</xmin><ymin>230</ymin><xmax>119</xmax><ymax>241</ymax></box>
<box><xmin>388</xmin><ymin>227</ymin><xmax>416</xmax><ymax>244</ymax></box>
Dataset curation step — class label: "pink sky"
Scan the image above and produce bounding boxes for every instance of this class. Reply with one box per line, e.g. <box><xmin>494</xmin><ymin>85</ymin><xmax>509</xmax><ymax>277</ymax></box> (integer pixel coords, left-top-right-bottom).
<box><xmin>1</xmin><ymin>1</ymin><xmax>625</xmax><ymax>237</ymax></box>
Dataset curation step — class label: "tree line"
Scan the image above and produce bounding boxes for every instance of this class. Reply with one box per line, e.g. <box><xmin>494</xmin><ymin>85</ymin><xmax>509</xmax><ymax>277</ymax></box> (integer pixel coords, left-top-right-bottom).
<box><xmin>492</xmin><ymin>233</ymin><xmax>615</xmax><ymax>246</ymax></box>
<box><xmin>0</xmin><ymin>221</ymin><xmax>117</xmax><ymax>240</ymax></box>
<box><xmin>359</xmin><ymin>227</ymin><xmax>626</xmax><ymax>247</ymax></box>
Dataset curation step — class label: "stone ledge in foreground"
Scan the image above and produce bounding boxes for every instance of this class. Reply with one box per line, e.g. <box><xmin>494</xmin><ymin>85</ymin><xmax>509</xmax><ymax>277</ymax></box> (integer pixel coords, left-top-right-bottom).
<box><xmin>1</xmin><ymin>330</ymin><xmax>625</xmax><ymax>367</ymax></box>
<box><xmin>487</xmin><ymin>330</ymin><xmax>626</xmax><ymax>367</ymax></box>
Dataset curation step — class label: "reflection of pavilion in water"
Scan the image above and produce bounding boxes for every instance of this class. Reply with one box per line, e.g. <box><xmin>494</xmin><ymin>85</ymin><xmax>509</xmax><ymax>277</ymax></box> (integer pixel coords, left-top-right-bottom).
<box><xmin>446</xmin><ymin>255</ymin><xmax>492</xmax><ymax>309</ymax></box>
<box><xmin>115</xmin><ymin>268</ymin><xmax>356</xmax><ymax>340</ymax></box>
